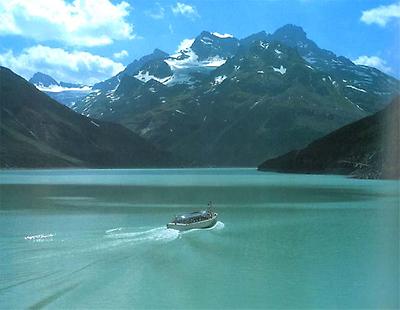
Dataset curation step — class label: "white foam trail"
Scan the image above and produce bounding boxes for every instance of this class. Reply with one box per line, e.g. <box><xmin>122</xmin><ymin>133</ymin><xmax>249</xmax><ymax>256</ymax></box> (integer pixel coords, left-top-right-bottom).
<box><xmin>24</xmin><ymin>233</ymin><xmax>55</xmax><ymax>242</ymax></box>
<box><xmin>105</xmin><ymin>227</ymin><xmax>180</xmax><ymax>245</ymax></box>
<box><xmin>180</xmin><ymin>221</ymin><xmax>225</xmax><ymax>234</ymax></box>
<box><xmin>105</xmin><ymin>227</ymin><xmax>122</xmax><ymax>234</ymax></box>
<box><xmin>212</xmin><ymin>221</ymin><xmax>225</xmax><ymax>231</ymax></box>
<box><xmin>101</xmin><ymin>222</ymin><xmax>225</xmax><ymax>249</ymax></box>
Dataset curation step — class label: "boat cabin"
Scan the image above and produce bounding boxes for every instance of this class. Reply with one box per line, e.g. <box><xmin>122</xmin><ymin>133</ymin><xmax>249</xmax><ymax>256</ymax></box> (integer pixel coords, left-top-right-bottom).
<box><xmin>173</xmin><ymin>210</ymin><xmax>213</xmax><ymax>224</ymax></box>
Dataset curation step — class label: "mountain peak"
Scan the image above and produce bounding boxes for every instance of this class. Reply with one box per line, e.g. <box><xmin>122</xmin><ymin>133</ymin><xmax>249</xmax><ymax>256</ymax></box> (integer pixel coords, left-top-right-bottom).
<box><xmin>29</xmin><ymin>72</ymin><xmax>59</xmax><ymax>87</ymax></box>
<box><xmin>197</xmin><ymin>30</ymin><xmax>235</xmax><ymax>40</ymax></box>
<box><xmin>198</xmin><ymin>30</ymin><xmax>212</xmax><ymax>37</ymax></box>
<box><xmin>240</xmin><ymin>30</ymin><xmax>269</xmax><ymax>47</ymax></box>
<box><xmin>191</xmin><ymin>30</ymin><xmax>239</xmax><ymax>60</ymax></box>
<box><xmin>152</xmin><ymin>48</ymin><xmax>169</xmax><ymax>58</ymax></box>
<box><xmin>272</xmin><ymin>24</ymin><xmax>307</xmax><ymax>42</ymax></box>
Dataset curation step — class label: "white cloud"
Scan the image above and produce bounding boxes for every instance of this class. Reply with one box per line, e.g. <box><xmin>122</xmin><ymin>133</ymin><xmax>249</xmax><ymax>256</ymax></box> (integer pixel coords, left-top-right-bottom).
<box><xmin>113</xmin><ymin>50</ymin><xmax>129</xmax><ymax>59</ymax></box>
<box><xmin>0</xmin><ymin>0</ymin><xmax>134</xmax><ymax>46</ymax></box>
<box><xmin>171</xmin><ymin>2</ymin><xmax>199</xmax><ymax>18</ymax></box>
<box><xmin>361</xmin><ymin>2</ymin><xmax>400</xmax><ymax>26</ymax></box>
<box><xmin>0</xmin><ymin>45</ymin><xmax>124</xmax><ymax>84</ymax></box>
<box><xmin>353</xmin><ymin>55</ymin><xmax>392</xmax><ymax>73</ymax></box>
<box><xmin>146</xmin><ymin>2</ymin><xmax>165</xmax><ymax>20</ymax></box>
<box><xmin>176</xmin><ymin>38</ymin><xmax>195</xmax><ymax>52</ymax></box>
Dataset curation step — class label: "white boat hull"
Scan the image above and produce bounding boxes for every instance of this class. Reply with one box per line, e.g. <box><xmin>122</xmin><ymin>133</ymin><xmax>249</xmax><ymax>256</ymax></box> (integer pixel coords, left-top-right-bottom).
<box><xmin>167</xmin><ymin>213</ymin><xmax>218</xmax><ymax>231</ymax></box>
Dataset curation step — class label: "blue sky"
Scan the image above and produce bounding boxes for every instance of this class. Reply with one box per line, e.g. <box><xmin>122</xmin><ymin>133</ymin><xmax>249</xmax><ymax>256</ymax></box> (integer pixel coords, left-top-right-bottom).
<box><xmin>0</xmin><ymin>0</ymin><xmax>399</xmax><ymax>84</ymax></box>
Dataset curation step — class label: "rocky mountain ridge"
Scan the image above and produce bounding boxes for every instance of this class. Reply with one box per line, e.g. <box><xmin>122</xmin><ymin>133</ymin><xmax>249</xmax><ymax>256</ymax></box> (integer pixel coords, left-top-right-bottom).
<box><xmin>72</xmin><ymin>24</ymin><xmax>399</xmax><ymax>166</ymax></box>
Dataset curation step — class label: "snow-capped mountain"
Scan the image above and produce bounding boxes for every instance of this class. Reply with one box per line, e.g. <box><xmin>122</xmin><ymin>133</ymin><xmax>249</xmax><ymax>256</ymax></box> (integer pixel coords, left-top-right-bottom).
<box><xmin>73</xmin><ymin>24</ymin><xmax>399</xmax><ymax>166</ymax></box>
<box><xmin>268</xmin><ymin>24</ymin><xmax>398</xmax><ymax>112</ymax></box>
<box><xmin>190</xmin><ymin>31</ymin><xmax>239</xmax><ymax>60</ymax></box>
<box><xmin>29</xmin><ymin>72</ymin><xmax>91</xmax><ymax>107</ymax></box>
<box><xmin>29</xmin><ymin>72</ymin><xmax>59</xmax><ymax>88</ymax></box>
<box><xmin>92</xmin><ymin>49</ymin><xmax>169</xmax><ymax>92</ymax></box>
<box><xmin>2</xmin><ymin>66</ymin><xmax>173</xmax><ymax>168</ymax></box>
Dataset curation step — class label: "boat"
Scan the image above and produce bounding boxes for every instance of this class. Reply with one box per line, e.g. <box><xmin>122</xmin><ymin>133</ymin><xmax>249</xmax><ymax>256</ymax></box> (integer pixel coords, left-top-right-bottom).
<box><xmin>166</xmin><ymin>208</ymin><xmax>218</xmax><ymax>231</ymax></box>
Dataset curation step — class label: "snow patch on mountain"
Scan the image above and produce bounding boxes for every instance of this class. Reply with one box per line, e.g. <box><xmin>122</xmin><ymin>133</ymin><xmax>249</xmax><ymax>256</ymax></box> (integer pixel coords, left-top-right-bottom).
<box><xmin>212</xmin><ymin>32</ymin><xmax>234</xmax><ymax>38</ymax></box>
<box><xmin>175</xmin><ymin>109</ymin><xmax>186</xmax><ymax>115</ymax></box>
<box><xmin>213</xmin><ymin>75</ymin><xmax>227</xmax><ymax>85</ymax></box>
<box><xmin>34</xmin><ymin>84</ymin><xmax>92</xmax><ymax>93</ymax></box>
<box><xmin>250</xmin><ymin>100</ymin><xmax>260</xmax><ymax>110</ymax></box>
<box><xmin>259</xmin><ymin>41</ymin><xmax>269</xmax><ymax>49</ymax></box>
<box><xmin>166</xmin><ymin>50</ymin><xmax>226</xmax><ymax>70</ymax></box>
<box><xmin>90</xmin><ymin>120</ymin><xmax>100</xmax><ymax>127</ymax></box>
<box><xmin>200</xmin><ymin>38</ymin><xmax>213</xmax><ymax>45</ymax></box>
<box><xmin>134</xmin><ymin>70</ymin><xmax>172</xmax><ymax>84</ymax></box>
<box><xmin>163</xmin><ymin>38</ymin><xmax>228</xmax><ymax>86</ymax></box>
<box><xmin>346</xmin><ymin>85</ymin><xmax>367</xmax><ymax>93</ymax></box>
<box><xmin>273</xmin><ymin>65</ymin><xmax>287</xmax><ymax>75</ymax></box>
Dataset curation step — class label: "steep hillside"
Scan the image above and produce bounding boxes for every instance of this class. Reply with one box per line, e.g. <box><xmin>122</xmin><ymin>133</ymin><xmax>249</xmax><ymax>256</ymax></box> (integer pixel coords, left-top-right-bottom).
<box><xmin>258</xmin><ymin>97</ymin><xmax>399</xmax><ymax>179</ymax></box>
<box><xmin>0</xmin><ymin>66</ymin><xmax>173</xmax><ymax>168</ymax></box>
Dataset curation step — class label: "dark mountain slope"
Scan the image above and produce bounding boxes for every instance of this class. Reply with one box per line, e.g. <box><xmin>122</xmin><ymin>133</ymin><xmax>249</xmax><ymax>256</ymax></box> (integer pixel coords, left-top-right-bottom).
<box><xmin>73</xmin><ymin>25</ymin><xmax>399</xmax><ymax>167</ymax></box>
<box><xmin>75</xmin><ymin>40</ymin><xmax>367</xmax><ymax>166</ymax></box>
<box><xmin>191</xmin><ymin>31</ymin><xmax>240</xmax><ymax>60</ymax></box>
<box><xmin>0</xmin><ymin>66</ymin><xmax>173</xmax><ymax>168</ymax></box>
<box><xmin>92</xmin><ymin>49</ymin><xmax>169</xmax><ymax>92</ymax></box>
<box><xmin>269</xmin><ymin>24</ymin><xmax>398</xmax><ymax>112</ymax></box>
<box><xmin>29</xmin><ymin>72</ymin><xmax>59</xmax><ymax>87</ymax></box>
<box><xmin>258</xmin><ymin>97</ymin><xmax>399</xmax><ymax>179</ymax></box>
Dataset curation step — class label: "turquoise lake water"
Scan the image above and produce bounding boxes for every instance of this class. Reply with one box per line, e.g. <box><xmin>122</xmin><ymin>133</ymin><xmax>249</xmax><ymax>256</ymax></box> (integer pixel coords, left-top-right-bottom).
<box><xmin>0</xmin><ymin>168</ymin><xmax>398</xmax><ymax>309</ymax></box>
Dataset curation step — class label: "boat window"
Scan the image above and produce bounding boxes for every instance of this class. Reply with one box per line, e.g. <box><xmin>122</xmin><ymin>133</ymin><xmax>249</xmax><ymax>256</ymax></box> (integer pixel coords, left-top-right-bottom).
<box><xmin>173</xmin><ymin>210</ymin><xmax>210</xmax><ymax>223</ymax></box>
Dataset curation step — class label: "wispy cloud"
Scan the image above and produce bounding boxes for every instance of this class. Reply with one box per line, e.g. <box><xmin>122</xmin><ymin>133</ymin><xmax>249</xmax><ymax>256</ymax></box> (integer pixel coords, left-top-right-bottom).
<box><xmin>169</xmin><ymin>24</ymin><xmax>174</xmax><ymax>34</ymax></box>
<box><xmin>361</xmin><ymin>2</ymin><xmax>400</xmax><ymax>26</ymax></box>
<box><xmin>146</xmin><ymin>2</ymin><xmax>165</xmax><ymax>20</ymax></box>
<box><xmin>171</xmin><ymin>2</ymin><xmax>199</xmax><ymax>19</ymax></box>
<box><xmin>0</xmin><ymin>45</ymin><xmax>124</xmax><ymax>84</ymax></box>
<box><xmin>0</xmin><ymin>0</ymin><xmax>134</xmax><ymax>46</ymax></box>
<box><xmin>113</xmin><ymin>50</ymin><xmax>129</xmax><ymax>59</ymax></box>
<box><xmin>353</xmin><ymin>55</ymin><xmax>392</xmax><ymax>73</ymax></box>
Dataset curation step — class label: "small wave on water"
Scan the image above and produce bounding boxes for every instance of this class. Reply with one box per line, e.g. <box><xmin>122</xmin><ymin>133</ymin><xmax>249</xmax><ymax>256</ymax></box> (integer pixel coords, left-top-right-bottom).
<box><xmin>180</xmin><ymin>221</ymin><xmax>225</xmax><ymax>234</ymax></box>
<box><xmin>24</xmin><ymin>233</ymin><xmax>55</xmax><ymax>242</ymax></box>
<box><xmin>210</xmin><ymin>220</ymin><xmax>225</xmax><ymax>231</ymax></box>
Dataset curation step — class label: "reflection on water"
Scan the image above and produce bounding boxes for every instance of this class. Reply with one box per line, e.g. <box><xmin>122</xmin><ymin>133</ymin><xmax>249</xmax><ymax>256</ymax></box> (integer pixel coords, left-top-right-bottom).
<box><xmin>0</xmin><ymin>169</ymin><xmax>398</xmax><ymax>309</ymax></box>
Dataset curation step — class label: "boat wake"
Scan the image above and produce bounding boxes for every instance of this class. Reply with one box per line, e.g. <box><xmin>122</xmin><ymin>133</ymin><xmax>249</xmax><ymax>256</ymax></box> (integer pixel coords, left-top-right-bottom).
<box><xmin>24</xmin><ymin>233</ymin><xmax>55</xmax><ymax>242</ymax></box>
<box><xmin>104</xmin><ymin>221</ymin><xmax>225</xmax><ymax>246</ymax></box>
<box><xmin>180</xmin><ymin>220</ymin><xmax>225</xmax><ymax>234</ymax></box>
<box><xmin>105</xmin><ymin>227</ymin><xmax>180</xmax><ymax>246</ymax></box>
<box><xmin>211</xmin><ymin>220</ymin><xmax>225</xmax><ymax>231</ymax></box>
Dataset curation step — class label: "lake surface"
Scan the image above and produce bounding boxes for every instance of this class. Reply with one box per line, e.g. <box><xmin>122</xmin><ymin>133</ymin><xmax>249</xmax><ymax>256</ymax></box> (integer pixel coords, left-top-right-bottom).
<box><xmin>0</xmin><ymin>168</ymin><xmax>398</xmax><ymax>309</ymax></box>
